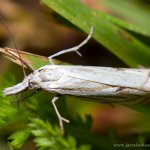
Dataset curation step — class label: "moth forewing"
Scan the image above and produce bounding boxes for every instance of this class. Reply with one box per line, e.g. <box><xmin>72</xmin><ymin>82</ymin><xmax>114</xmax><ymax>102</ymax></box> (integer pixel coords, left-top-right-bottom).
<box><xmin>4</xmin><ymin>65</ymin><xmax>150</xmax><ymax>103</ymax></box>
<box><xmin>34</xmin><ymin>65</ymin><xmax>150</xmax><ymax>91</ymax></box>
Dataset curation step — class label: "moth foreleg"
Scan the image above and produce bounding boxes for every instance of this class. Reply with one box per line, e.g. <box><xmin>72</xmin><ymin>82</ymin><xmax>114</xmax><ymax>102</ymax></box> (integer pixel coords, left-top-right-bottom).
<box><xmin>11</xmin><ymin>89</ymin><xmax>41</xmax><ymax>103</ymax></box>
<box><xmin>48</xmin><ymin>26</ymin><xmax>93</xmax><ymax>65</ymax></box>
<box><xmin>51</xmin><ymin>96</ymin><xmax>70</xmax><ymax>135</ymax></box>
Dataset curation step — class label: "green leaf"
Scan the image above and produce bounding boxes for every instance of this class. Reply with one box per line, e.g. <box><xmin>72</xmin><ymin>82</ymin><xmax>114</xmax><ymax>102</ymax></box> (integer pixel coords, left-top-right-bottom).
<box><xmin>42</xmin><ymin>0</ymin><xmax>150</xmax><ymax>67</ymax></box>
<box><xmin>0</xmin><ymin>99</ymin><xmax>16</xmax><ymax>127</ymax></box>
<box><xmin>0</xmin><ymin>77</ymin><xmax>18</xmax><ymax>127</ymax></box>
<box><xmin>9</xmin><ymin>129</ymin><xmax>30</xmax><ymax>149</ymax></box>
<box><xmin>29</xmin><ymin>118</ymin><xmax>91</xmax><ymax>150</ymax></box>
<box><xmin>101</xmin><ymin>0</ymin><xmax>150</xmax><ymax>34</ymax></box>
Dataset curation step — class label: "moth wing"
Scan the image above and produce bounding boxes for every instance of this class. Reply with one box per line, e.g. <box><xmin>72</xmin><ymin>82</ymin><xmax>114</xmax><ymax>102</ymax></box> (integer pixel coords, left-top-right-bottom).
<box><xmin>57</xmin><ymin>66</ymin><xmax>150</xmax><ymax>91</ymax></box>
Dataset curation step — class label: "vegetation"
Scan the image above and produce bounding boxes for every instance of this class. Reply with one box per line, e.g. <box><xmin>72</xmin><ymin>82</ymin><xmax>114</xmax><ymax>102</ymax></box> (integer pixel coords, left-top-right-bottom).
<box><xmin>0</xmin><ymin>0</ymin><xmax>150</xmax><ymax>149</ymax></box>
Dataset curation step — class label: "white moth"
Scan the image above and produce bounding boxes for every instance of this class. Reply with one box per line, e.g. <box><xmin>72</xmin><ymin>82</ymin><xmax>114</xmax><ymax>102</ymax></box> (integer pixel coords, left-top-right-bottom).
<box><xmin>3</xmin><ymin>27</ymin><xmax>150</xmax><ymax>134</ymax></box>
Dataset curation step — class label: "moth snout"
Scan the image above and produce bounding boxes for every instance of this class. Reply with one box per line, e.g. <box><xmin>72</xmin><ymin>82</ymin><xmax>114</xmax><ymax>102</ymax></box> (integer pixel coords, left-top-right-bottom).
<box><xmin>3</xmin><ymin>76</ymin><xmax>31</xmax><ymax>96</ymax></box>
<box><xmin>3</xmin><ymin>81</ymin><xmax>29</xmax><ymax>96</ymax></box>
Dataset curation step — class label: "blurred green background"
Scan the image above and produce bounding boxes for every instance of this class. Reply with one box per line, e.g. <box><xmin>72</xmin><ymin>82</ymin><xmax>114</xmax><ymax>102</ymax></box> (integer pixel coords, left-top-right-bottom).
<box><xmin>0</xmin><ymin>0</ymin><xmax>150</xmax><ymax>149</ymax></box>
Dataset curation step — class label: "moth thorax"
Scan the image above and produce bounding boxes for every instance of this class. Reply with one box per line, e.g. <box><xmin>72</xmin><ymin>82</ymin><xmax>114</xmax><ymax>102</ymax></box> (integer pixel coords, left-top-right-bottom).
<box><xmin>40</xmin><ymin>70</ymin><xmax>62</xmax><ymax>82</ymax></box>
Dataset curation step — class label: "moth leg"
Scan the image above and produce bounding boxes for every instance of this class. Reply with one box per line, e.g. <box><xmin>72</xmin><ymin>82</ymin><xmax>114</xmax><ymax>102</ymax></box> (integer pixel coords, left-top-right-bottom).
<box><xmin>51</xmin><ymin>96</ymin><xmax>70</xmax><ymax>135</ymax></box>
<box><xmin>11</xmin><ymin>89</ymin><xmax>41</xmax><ymax>103</ymax></box>
<box><xmin>48</xmin><ymin>26</ymin><xmax>93</xmax><ymax>65</ymax></box>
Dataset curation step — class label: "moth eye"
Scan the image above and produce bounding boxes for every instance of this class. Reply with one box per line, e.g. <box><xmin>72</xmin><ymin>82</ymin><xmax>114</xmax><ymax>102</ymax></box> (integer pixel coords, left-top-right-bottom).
<box><xmin>29</xmin><ymin>81</ymin><xmax>37</xmax><ymax>89</ymax></box>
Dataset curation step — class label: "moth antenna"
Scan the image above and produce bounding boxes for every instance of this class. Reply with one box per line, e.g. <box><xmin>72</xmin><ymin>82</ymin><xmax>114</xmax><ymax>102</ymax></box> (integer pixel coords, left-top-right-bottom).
<box><xmin>0</xmin><ymin>12</ymin><xmax>26</xmax><ymax>77</ymax></box>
